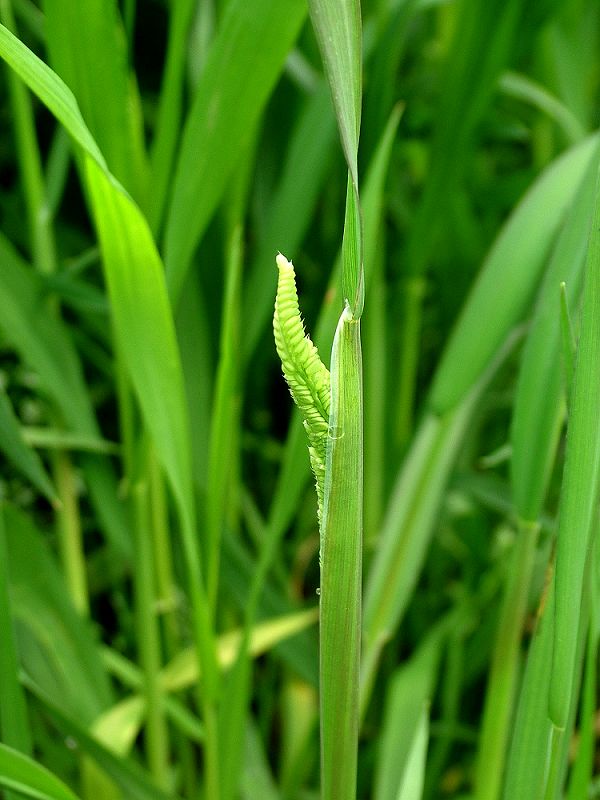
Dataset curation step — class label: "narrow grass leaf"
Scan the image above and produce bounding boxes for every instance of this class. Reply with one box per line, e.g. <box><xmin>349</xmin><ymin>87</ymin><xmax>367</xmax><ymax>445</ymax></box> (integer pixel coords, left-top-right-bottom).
<box><xmin>0</xmin><ymin>23</ymin><xmax>104</xmax><ymax>166</ymax></box>
<box><xmin>308</xmin><ymin>0</ymin><xmax>363</xmax><ymax>316</ymax></box>
<box><xmin>148</xmin><ymin>0</ymin><xmax>197</xmax><ymax>234</ymax></box>
<box><xmin>164</xmin><ymin>0</ymin><xmax>307</xmax><ymax>301</ymax></box>
<box><xmin>21</xmin><ymin>429</ymin><xmax>119</xmax><ymax>456</ymax></box>
<box><xmin>430</xmin><ymin>133</ymin><xmax>599</xmax><ymax>413</ymax></box>
<box><xmin>0</xmin><ymin>744</ymin><xmax>81</xmax><ymax>800</ymax></box>
<box><xmin>374</xmin><ymin>622</ymin><xmax>446</xmax><ymax>800</ymax></box>
<box><xmin>511</xmin><ymin>146</ymin><xmax>600</xmax><ymax>522</ymax></box>
<box><xmin>0</xmin><ymin>392</ymin><xmax>57</xmax><ymax>505</ymax></box>
<box><xmin>43</xmin><ymin>0</ymin><xmax>148</xmax><ymax>203</ymax></box>
<box><xmin>550</xmin><ymin>166</ymin><xmax>600</xmax><ymax>729</ymax></box>
<box><xmin>397</xmin><ymin>706</ymin><xmax>428</xmax><ymax>800</ymax></box>
<box><xmin>498</xmin><ymin>71</ymin><xmax>586</xmax><ymax>144</ymax></box>
<box><xmin>161</xmin><ymin>608</ymin><xmax>319</xmax><ymax>692</ymax></box>
<box><xmin>307</xmin><ymin>0</ymin><xmax>361</xmax><ymax>183</ymax></box>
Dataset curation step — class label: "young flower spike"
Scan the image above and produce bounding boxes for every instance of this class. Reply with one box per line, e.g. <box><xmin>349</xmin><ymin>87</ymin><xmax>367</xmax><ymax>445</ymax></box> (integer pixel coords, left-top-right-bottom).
<box><xmin>273</xmin><ymin>253</ymin><xmax>330</xmax><ymax>525</ymax></box>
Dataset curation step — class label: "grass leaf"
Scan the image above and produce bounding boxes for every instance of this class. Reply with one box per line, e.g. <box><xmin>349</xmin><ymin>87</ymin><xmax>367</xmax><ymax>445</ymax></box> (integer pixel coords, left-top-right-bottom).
<box><xmin>0</xmin><ymin>743</ymin><xmax>81</xmax><ymax>800</ymax></box>
<box><xmin>163</xmin><ymin>0</ymin><xmax>307</xmax><ymax>302</ymax></box>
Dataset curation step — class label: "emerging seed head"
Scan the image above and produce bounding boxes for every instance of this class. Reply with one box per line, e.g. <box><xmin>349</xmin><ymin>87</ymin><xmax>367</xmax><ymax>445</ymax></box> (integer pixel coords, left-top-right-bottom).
<box><xmin>273</xmin><ymin>253</ymin><xmax>330</xmax><ymax>525</ymax></box>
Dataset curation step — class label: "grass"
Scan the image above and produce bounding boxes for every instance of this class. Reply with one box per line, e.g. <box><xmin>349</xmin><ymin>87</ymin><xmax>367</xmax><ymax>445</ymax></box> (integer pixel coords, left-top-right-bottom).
<box><xmin>0</xmin><ymin>1</ymin><xmax>599</xmax><ymax>799</ymax></box>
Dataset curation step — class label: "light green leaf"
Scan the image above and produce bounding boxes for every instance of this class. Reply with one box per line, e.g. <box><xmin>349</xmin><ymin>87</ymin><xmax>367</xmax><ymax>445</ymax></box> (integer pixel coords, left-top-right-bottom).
<box><xmin>396</xmin><ymin>706</ymin><xmax>428</xmax><ymax>800</ymax></box>
<box><xmin>0</xmin><ymin>743</ymin><xmax>80</xmax><ymax>800</ymax></box>
<box><xmin>307</xmin><ymin>0</ymin><xmax>361</xmax><ymax>182</ymax></box>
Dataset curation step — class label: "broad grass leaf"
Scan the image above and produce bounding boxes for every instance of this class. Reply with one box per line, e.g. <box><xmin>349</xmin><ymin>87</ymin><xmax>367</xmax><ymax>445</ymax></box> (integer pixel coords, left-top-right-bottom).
<box><xmin>0</xmin><ymin>744</ymin><xmax>81</xmax><ymax>800</ymax></box>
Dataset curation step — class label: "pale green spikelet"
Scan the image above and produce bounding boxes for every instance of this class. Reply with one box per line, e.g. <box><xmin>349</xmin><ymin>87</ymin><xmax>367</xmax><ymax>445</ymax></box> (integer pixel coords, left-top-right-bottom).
<box><xmin>273</xmin><ymin>252</ymin><xmax>330</xmax><ymax>524</ymax></box>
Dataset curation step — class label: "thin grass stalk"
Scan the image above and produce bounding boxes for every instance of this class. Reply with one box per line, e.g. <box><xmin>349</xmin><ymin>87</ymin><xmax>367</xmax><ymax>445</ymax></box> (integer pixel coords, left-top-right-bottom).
<box><xmin>320</xmin><ymin>307</ymin><xmax>363</xmax><ymax>800</ymax></box>
<box><xmin>131</xmin><ymin>481</ymin><xmax>170</xmax><ymax>788</ymax></box>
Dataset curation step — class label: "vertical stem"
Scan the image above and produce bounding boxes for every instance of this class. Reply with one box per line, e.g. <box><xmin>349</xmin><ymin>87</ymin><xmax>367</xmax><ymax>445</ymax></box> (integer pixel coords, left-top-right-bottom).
<box><xmin>132</xmin><ymin>482</ymin><xmax>170</xmax><ymax>788</ymax></box>
<box><xmin>394</xmin><ymin>275</ymin><xmax>426</xmax><ymax>452</ymax></box>
<box><xmin>54</xmin><ymin>450</ymin><xmax>89</xmax><ymax>616</ymax></box>
<box><xmin>148</xmin><ymin>450</ymin><xmax>179</xmax><ymax>654</ymax></box>
<box><xmin>320</xmin><ymin>309</ymin><xmax>363</xmax><ymax>800</ymax></box>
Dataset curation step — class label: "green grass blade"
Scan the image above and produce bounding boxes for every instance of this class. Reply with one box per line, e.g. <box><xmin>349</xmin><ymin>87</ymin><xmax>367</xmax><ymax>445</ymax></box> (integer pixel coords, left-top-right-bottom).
<box><xmin>549</xmin><ymin>165</ymin><xmax>600</xmax><ymax>729</ymax></box>
<box><xmin>0</xmin><ymin>23</ymin><xmax>105</xmax><ymax>167</ymax></box>
<box><xmin>0</xmin><ymin>391</ymin><xmax>58</xmax><ymax>505</ymax></box>
<box><xmin>374</xmin><ymin>621</ymin><xmax>447</xmax><ymax>800</ymax></box>
<box><xmin>511</xmin><ymin>145</ymin><xmax>600</xmax><ymax>522</ymax></box>
<box><xmin>147</xmin><ymin>0</ymin><xmax>196</xmax><ymax>234</ymax></box>
<box><xmin>397</xmin><ymin>706</ymin><xmax>428</xmax><ymax>800</ymax></box>
<box><xmin>320</xmin><ymin>308</ymin><xmax>363</xmax><ymax>800</ymax></box>
<box><xmin>498</xmin><ymin>71</ymin><xmax>586</xmax><ymax>144</ymax></box>
<box><xmin>163</xmin><ymin>0</ymin><xmax>307</xmax><ymax>302</ymax></box>
<box><xmin>43</xmin><ymin>0</ymin><xmax>148</xmax><ymax>204</ymax></box>
<box><xmin>307</xmin><ymin>0</ymin><xmax>361</xmax><ymax>183</ymax></box>
<box><xmin>0</xmin><ymin>743</ymin><xmax>81</xmax><ymax>800</ymax></box>
<box><xmin>430</xmin><ymin>133</ymin><xmax>598</xmax><ymax>413</ymax></box>
<box><xmin>308</xmin><ymin>0</ymin><xmax>363</xmax><ymax>316</ymax></box>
